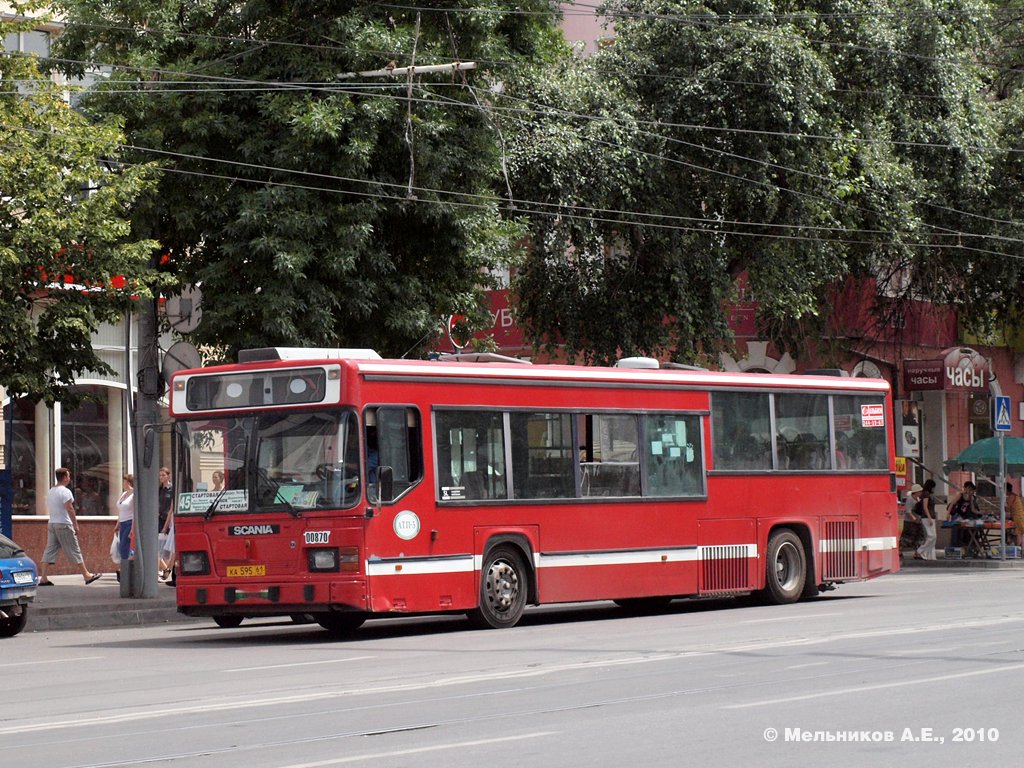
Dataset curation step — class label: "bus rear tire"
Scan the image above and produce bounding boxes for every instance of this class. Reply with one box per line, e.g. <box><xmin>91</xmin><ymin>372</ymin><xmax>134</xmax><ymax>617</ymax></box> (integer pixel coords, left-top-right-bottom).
<box><xmin>760</xmin><ymin>530</ymin><xmax>806</xmax><ymax>605</ymax></box>
<box><xmin>468</xmin><ymin>545</ymin><xmax>528</xmax><ymax>629</ymax></box>
<box><xmin>213</xmin><ymin>615</ymin><xmax>243</xmax><ymax>628</ymax></box>
<box><xmin>316</xmin><ymin>612</ymin><xmax>367</xmax><ymax>634</ymax></box>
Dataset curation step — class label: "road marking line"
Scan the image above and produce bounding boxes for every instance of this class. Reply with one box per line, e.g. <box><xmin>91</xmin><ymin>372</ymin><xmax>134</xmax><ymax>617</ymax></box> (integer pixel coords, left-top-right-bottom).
<box><xmin>3</xmin><ymin>614</ymin><xmax>1023</xmax><ymax>736</ymax></box>
<box><xmin>276</xmin><ymin>732</ymin><xmax>559</xmax><ymax>768</ymax></box>
<box><xmin>224</xmin><ymin>656</ymin><xmax>376</xmax><ymax>673</ymax></box>
<box><xmin>743</xmin><ymin>613</ymin><xmax>843</xmax><ymax>624</ymax></box>
<box><xmin>726</xmin><ymin>661</ymin><xmax>1024</xmax><ymax>709</ymax></box>
<box><xmin>0</xmin><ymin>656</ymin><xmax>104</xmax><ymax>669</ymax></box>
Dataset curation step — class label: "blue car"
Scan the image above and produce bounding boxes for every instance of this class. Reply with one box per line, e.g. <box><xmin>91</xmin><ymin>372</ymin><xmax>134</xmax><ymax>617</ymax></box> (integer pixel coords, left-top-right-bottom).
<box><xmin>0</xmin><ymin>533</ymin><xmax>37</xmax><ymax>637</ymax></box>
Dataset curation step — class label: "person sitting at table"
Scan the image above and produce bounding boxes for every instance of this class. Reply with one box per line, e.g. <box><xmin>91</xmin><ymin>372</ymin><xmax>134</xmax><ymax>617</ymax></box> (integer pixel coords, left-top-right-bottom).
<box><xmin>947</xmin><ymin>481</ymin><xmax>980</xmax><ymax>550</ymax></box>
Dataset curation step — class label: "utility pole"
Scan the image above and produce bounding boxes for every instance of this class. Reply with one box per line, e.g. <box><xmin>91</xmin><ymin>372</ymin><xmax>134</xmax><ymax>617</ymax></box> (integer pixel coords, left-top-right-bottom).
<box><xmin>130</xmin><ymin>294</ymin><xmax>161</xmax><ymax>598</ymax></box>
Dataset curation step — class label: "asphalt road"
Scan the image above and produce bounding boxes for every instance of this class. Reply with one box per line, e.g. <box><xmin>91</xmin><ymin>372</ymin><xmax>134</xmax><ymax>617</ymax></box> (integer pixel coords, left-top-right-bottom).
<box><xmin>6</xmin><ymin>568</ymin><xmax>1023</xmax><ymax>768</ymax></box>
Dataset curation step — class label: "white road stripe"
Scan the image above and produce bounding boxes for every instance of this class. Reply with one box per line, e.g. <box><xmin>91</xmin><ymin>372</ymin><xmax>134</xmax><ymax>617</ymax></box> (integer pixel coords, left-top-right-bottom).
<box><xmin>784</xmin><ymin>662</ymin><xmax>830</xmax><ymax>670</ymax></box>
<box><xmin>726</xmin><ymin>661</ymin><xmax>1024</xmax><ymax>709</ymax></box>
<box><xmin>742</xmin><ymin>613</ymin><xmax>843</xmax><ymax>624</ymax></box>
<box><xmin>0</xmin><ymin>656</ymin><xmax>104</xmax><ymax>669</ymax></box>
<box><xmin>276</xmin><ymin>732</ymin><xmax>558</xmax><ymax>768</ymax></box>
<box><xmin>224</xmin><ymin>656</ymin><xmax>376</xmax><ymax>673</ymax></box>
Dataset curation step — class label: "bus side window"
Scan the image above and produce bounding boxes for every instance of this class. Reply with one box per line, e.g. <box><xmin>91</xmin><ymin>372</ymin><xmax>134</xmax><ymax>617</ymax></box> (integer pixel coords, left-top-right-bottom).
<box><xmin>434</xmin><ymin>410</ymin><xmax>506</xmax><ymax>501</ymax></box>
<box><xmin>643</xmin><ymin>414</ymin><xmax>704</xmax><ymax>497</ymax></box>
<box><xmin>370</xmin><ymin>407</ymin><xmax>423</xmax><ymax>501</ymax></box>
<box><xmin>711</xmin><ymin>392</ymin><xmax>772</xmax><ymax>470</ymax></box>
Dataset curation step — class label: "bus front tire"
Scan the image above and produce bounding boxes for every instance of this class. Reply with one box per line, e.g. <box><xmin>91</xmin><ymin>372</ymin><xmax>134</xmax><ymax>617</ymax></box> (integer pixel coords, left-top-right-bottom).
<box><xmin>468</xmin><ymin>545</ymin><xmax>528</xmax><ymax>629</ymax></box>
<box><xmin>213</xmin><ymin>615</ymin><xmax>244</xmax><ymax>628</ymax></box>
<box><xmin>761</xmin><ymin>530</ymin><xmax>806</xmax><ymax>605</ymax></box>
<box><xmin>316</xmin><ymin>612</ymin><xmax>367</xmax><ymax>634</ymax></box>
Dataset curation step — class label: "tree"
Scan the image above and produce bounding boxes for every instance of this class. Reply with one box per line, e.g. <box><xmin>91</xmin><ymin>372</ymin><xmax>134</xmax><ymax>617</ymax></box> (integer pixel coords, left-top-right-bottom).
<box><xmin>0</xmin><ymin>14</ymin><xmax>156</xmax><ymax>404</ymax></box>
<box><xmin>53</xmin><ymin>1</ymin><xmax>566</xmax><ymax>361</ymax></box>
<box><xmin>506</xmin><ymin>0</ymin><xmax>1007</xmax><ymax>365</ymax></box>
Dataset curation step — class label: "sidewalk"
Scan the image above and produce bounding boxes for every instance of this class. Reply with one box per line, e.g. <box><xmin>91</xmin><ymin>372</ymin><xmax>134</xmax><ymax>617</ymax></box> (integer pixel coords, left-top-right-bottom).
<box><xmin>24</xmin><ymin>573</ymin><xmax>196</xmax><ymax>633</ymax></box>
<box><xmin>900</xmin><ymin>553</ymin><xmax>1024</xmax><ymax>570</ymax></box>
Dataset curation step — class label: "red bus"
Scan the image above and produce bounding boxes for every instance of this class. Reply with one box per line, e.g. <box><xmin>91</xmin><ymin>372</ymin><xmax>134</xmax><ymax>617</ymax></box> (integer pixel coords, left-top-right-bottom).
<box><xmin>168</xmin><ymin>348</ymin><xmax>898</xmax><ymax>632</ymax></box>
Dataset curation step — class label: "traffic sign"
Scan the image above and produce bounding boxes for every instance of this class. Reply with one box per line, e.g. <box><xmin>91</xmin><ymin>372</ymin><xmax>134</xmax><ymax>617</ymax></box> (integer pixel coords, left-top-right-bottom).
<box><xmin>994</xmin><ymin>395</ymin><xmax>1012</xmax><ymax>432</ymax></box>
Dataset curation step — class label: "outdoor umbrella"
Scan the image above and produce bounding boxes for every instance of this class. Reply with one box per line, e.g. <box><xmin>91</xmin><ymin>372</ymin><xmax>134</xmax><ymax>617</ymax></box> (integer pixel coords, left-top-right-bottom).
<box><xmin>944</xmin><ymin>436</ymin><xmax>1024</xmax><ymax>559</ymax></box>
<box><xmin>943</xmin><ymin>436</ymin><xmax>1024</xmax><ymax>475</ymax></box>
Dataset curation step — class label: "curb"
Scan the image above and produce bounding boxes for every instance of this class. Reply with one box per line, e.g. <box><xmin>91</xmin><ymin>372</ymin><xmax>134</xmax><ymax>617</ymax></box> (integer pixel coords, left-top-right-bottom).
<box><xmin>25</xmin><ymin>601</ymin><xmax>199</xmax><ymax>632</ymax></box>
<box><xmin>899</xmin><ymin>557</ymin><xmax>1024</xmax><ymax>570</ymax></box>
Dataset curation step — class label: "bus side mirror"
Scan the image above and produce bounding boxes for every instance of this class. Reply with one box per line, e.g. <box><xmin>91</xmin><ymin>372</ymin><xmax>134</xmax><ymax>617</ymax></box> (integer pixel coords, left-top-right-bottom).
<box><xmin>375</xmin><ymin>466</ymin><xmax>394</xmax><ymax>504</ymax></box>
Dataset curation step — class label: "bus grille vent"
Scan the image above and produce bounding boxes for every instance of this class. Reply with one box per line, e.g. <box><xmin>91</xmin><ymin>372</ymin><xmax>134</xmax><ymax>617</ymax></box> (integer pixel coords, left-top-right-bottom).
<box><xmin>823</xmin><ymin>521</ymin><xmax>856</xmax><ymax>580</ymax></box>
<box><xmin>701</xmin><ymin>545</ymin><xmax>748</xmax><ymax>593</ymax></box>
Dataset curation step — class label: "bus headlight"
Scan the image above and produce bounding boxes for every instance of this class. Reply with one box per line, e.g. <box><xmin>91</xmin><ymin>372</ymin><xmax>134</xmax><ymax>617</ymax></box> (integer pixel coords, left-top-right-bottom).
<box><xmin>307</xmin><ymin>548</ymin><xmax>338</xmax><ymax>572</ymax></box>
<box><xmin>307</xmin><ymin>547</ymin><xmax>359</xmax><ymax>573</ymax></box>
<box><xmin>180</xmin><ymin>551</ymin><xmax>210</xmax><ymax>575</ymax></box>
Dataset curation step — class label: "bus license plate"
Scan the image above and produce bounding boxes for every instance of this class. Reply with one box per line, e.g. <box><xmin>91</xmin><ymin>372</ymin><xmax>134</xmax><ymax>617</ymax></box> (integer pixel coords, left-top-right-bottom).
<box><xmin>227</xmin><ymin>565</ymin><xmax>266</xmax><ymax>577</ymax></box>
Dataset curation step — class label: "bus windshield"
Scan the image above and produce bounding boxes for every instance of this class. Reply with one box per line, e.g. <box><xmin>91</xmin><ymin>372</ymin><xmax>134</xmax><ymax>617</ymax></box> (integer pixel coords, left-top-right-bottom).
<box><xmin>175</xmin><ymin>409</ymin><xmax>361</xmax><ymax>516</ymax></box>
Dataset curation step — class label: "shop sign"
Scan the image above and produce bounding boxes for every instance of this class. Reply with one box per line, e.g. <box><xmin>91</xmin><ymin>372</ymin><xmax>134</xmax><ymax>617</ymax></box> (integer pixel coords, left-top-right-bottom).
<box><xmin>903</xmin><ymin>360</ymin><xmax>943</xmax><ymax>391</ymax></box>
<box><xmin>903</xmin><ymin>347</ymin><xmax>989</xmax><ymax>392</ymax></box>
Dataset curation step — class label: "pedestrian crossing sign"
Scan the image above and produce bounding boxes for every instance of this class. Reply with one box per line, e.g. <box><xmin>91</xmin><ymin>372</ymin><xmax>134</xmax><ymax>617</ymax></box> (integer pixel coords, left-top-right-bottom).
<box><xmin>994</xmin><ymin>395</ymin><xmax>1012</xmax><ymax>432</ymax></box>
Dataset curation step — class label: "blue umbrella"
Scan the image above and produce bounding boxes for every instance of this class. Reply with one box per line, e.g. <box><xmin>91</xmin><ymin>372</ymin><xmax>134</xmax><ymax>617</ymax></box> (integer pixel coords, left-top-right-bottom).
<box><xmin>944</xmin><ymin>436</ymin><xmax>1024</xmax><ymax>475</ymax></box>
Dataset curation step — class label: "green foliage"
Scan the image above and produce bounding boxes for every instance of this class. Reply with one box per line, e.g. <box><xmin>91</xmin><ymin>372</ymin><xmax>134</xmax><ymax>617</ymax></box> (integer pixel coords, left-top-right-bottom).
<box><xmin>53</xmin><ymin>1</ymin><xmax>563</xmax><ymax>359</ymax></box>
<box><xmin>508</xmin><ymin>0</ymin><xmax>1009</xmax><ymax>364</ymax></box>
<box><xmin>0</xmin><ymin>16</ymin><xmax>157</xmax><ymax>403</ymax></box>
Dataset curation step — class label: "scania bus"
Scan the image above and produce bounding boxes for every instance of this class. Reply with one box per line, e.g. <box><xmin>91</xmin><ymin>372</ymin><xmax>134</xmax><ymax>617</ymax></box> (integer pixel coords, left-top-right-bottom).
<box><xmin>168</xmin><ymin>348</ymin><xmax>898</xmax><ymax>632</ymax></box>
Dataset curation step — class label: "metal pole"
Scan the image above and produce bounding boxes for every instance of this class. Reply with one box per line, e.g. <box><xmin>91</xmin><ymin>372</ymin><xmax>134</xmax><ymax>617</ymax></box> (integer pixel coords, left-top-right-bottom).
<box><xmin>0</xmin><ymin>398</ymin><xmax>12</xmax><ymax>538</ymax></box>
<box><xmin>999</xmin><ymin>432</ymin><xmax>1006</xmax><ymax>560</ymax></box>
<box><xmin>133</xmin><ymin>296</ymin><xmax>161</xmax><ymax>598</ymax></box>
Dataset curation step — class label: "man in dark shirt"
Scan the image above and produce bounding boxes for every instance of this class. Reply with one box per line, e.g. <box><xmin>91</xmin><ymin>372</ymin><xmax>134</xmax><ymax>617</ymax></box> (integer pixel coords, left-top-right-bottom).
<box><xmin>158</xmin><ymin>467</ymin><xmax>176</xmax><ymax>586</ymax></box>
<box><xmin>158</xmin><ymin>467</ymin><xmax>172</xmax><ymax>531</ymax></box>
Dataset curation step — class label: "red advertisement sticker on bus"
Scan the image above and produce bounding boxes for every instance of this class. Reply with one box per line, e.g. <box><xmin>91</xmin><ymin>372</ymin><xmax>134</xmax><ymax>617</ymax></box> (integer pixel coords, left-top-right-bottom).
<box><xmin>860</xmin><ymin>403</ymin><xmax>885</xmax><ymax>427</ymax></box>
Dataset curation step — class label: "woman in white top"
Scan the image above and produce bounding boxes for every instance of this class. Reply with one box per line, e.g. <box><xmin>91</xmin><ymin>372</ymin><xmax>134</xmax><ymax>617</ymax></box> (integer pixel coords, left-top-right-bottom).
<box><xmin>114</xmin><ymin>474</ymin><xmax>135</xmax><ymax>574</ymax></box>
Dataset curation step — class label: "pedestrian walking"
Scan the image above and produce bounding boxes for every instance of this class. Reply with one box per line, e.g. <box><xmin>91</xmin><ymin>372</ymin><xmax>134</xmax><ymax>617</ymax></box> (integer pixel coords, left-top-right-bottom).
<box><xmin>914</xmin><ymin>478</ymin><xmax>938</xmax><ymax>560</ymax></box>
<box><xmin>158</xmin><ymin>466</ymin><xmax>176</xmax><ymax>585</ymax></box>
<box><xmin>37</xmin><ymin>468</ymin><xmax>103</xmax><ymax>586</ymax></box>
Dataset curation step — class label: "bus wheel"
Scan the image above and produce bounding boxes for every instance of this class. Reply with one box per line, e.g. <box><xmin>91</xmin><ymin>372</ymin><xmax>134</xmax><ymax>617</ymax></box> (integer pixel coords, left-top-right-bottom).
<box><xmin>761</xmin><ymin>530</ymin><xmax>806</xmax><ymax>605</ymax></box>
<box><xmin>316</xmin><ymin>612</ymin><xmax>367</xmax><ymax>634</ymax></box>
<box><xmin>213</xmin><ymin>615</ymin><xmax>243</xmax><ymax>628</ymax></box>
<box><xmin>469</xmin><ymin>546</ymin><xmax>528</xmax><ymax>629</ymax></box>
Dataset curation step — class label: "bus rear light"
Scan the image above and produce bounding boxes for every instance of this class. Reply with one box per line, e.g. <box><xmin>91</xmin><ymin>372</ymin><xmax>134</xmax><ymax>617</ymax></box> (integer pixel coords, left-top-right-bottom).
<box><xmin>181</xmin><ymin>551</ymin><xmax>210</xmax><ymax>575</ymax></box>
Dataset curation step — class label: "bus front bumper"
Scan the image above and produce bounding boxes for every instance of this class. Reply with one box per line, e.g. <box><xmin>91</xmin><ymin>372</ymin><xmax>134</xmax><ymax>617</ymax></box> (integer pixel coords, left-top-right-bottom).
<box><xmin>176</xmin><ymin>578</ymin><xmax>367</xmax><ymax>616</ymax></box>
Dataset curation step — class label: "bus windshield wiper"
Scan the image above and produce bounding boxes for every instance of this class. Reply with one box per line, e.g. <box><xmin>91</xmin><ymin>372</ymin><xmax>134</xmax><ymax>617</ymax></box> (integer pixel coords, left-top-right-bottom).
<box><xmin>204</xmin><ymin>485</ymin><xmax>229</xmax><ymax>519</ymax></box>
<box><xmin>257</xmin><ymin>467</ymin><xmax>301</xmax><ymax>518</ymax></box>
